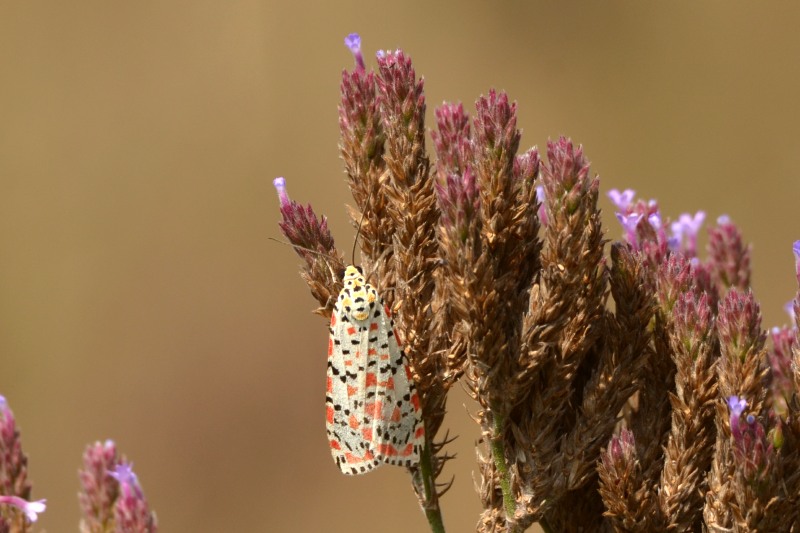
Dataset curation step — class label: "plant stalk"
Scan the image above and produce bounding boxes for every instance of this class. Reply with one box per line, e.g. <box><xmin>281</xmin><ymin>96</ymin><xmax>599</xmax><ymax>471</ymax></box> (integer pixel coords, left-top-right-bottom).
<box><xmin>414</xmin><ymin>435</ymin><xmax>446</xmax><ymax>533</ymax></box>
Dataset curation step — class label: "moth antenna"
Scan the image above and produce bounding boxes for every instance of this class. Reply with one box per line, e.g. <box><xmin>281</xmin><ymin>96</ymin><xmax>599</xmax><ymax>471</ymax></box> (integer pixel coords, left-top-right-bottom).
<box><xmin>268</xmin><ymin>237</ymin><xmax>337</xmax><ymax>280</ymax></box>
<box><xmin>351</xmin><ymin>183</ymin><xmax>376</xmax><ymax>266</ymax></box>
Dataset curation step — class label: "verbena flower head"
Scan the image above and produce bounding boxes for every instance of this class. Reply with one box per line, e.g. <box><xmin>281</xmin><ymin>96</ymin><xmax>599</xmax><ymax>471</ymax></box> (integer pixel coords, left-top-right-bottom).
<box><xmin>79</xmin><ymin>439</ymin><xmax>120</xmax><ymax>532</ymax></box>
<box><xmin>0</xmin><ymin>396</ymin><xmax>31</xmax><ymax>500</ymax></box>
<box><xmin>110</xmin><ymin>462</ymin><xmax>157</xmax><ymax>533</ymax></box>
<box><xmin>708</xmin><ymin>214</ymin><xmax>751</xmax><ymax>291</ymax></box>
<box><xmin>730</xmin><ymin>408</ymin><xmax>774</xmax><ymax>485</ymax></box>
<box><xmin>272</xmin><ymin>177</ymin><xmax>335</xmax><ymax>260</ymax></box>
<box><xmin>432</xmin><ymin>102</ymin><xmax>472</xmax><ymax>180</ymax></box>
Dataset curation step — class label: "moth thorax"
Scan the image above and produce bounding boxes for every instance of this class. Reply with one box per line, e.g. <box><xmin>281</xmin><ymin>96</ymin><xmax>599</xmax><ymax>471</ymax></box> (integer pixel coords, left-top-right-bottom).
<box><xmin>346</xmin><ymin>285</ymin><xmax>374</xmax><ymax>322</ymax></box>
<box><xmin>341</xmin><ymin>265</ymin><xmax>375</xmax><ymax>322</ymax></box>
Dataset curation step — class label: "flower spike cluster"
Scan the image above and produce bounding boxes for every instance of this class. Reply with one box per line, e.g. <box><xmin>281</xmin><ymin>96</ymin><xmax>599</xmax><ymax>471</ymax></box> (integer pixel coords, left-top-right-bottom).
<box><xmin>276</xmin><ymin>32</ymin><xmax>800</xmax><ymax>533</ymax></box>
<box><xmin>0</xmin><ymin>396</ymin><xmax>45</xmax><ymax>531</ymax></box>
<box><xmin>78</xmin><ymin>440</ymin><xmax>158</xmax><ymax>533</ymax></box>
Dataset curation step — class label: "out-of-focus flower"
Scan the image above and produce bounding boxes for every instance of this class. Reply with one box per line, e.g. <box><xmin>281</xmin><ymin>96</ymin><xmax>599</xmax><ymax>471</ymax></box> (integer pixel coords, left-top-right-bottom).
<box><xmin>79</xmin><ymin>440</ymin><xmax>120</xmax><ymax>533</ymax></box>
<box><xmin>616</xmin><ymin>212</ymin><xmax>643</xmax><ymax>245</ymax></box>
<box><xmin>0</xmin><ymin>496</ymin><xmax>45</xmax><ymax>523</ymax></box>
<box><xmin>607</xmin><ymin>188</ymin><xmax>635</xmax><ymax>213</ymax></box>
<box><xmin>535</xmin><ymin>185</ymin><xmax>547</xmax><ymax>226</ymax></box>
<box><xmin>670</xmin><ymin>211</ymin><xmax>706</xmax><ymax>257</ymax></box>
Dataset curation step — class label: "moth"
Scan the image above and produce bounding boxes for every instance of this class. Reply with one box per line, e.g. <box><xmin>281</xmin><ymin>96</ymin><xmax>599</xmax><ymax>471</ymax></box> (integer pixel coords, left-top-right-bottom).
<box><xmin>325</xmin><ymin>265</ymin><xmax>424</xmax><ymax>474</ymax></box>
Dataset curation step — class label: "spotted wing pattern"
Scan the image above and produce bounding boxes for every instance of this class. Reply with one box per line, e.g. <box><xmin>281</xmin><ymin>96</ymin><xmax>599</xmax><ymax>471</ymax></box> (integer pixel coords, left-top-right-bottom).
<box><xmin>325</xmin><ymin>265</ymin><xmax>424</xmax><ymax>475</ymax></box>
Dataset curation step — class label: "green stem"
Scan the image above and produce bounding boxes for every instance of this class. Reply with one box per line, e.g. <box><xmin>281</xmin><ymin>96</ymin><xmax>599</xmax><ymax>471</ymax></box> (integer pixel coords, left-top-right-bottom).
<box><xmin>415</xmin><ymin>437</ymin><xmax>446</xmax><ymax>533</ymax></box>
<box><xmin>490</xmin><ymin>407</ymin><xmax>521</xmax><ymax>531</ymax></box>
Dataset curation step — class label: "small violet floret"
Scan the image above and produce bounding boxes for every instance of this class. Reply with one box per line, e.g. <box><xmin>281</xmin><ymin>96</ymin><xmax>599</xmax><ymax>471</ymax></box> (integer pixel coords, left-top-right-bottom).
<box><xmin>108</xmin><ymin>462</ymin><xmax>138</xmax><ymax>487</ymax></box>
<box><xmin>535</xmin><ymin>186</ymin><xmax>548</xmax><ymax>226</ymax></box>
<box><xmin>670</xmin><ymin>211</ymin><xmax>705</xmax><ymax>256</ymax></box>
<box><xmin>785</xmin><ymin>300</ymin><xmax>796</xmax><ymax>323</ymax></box>
<box><xmin>607</xmin><ymin>188</ymin><xmax>635</xmax><ymax>213</ymax></box>
<box><xmin>615</xmin><ymin>212</ymin><xmax>643</xmax><ymax>243</ymax></box>
<box><xmin>273</xmin><ymin>177</ymin><xmax>290</xmax><ymax>208</ymax></box>
<box><xmin>648</xmin><ymin>212</ymin><xmax>662</xmax><ymax>230</ymax></box>
<box><xmin>727</xmin><ymin>395</ymin><xmax>747</xmax><ymax>439</ymax></box>
<box><xmin>344</xmin><ymin>33</ymin><xmax>365</xmax><ymax>70</ymax></box>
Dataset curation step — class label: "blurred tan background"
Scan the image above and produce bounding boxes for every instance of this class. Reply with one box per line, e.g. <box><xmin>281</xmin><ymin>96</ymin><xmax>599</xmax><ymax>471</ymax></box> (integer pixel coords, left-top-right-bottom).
<box><xmin>2</xmin><ymin>2</ymin><xmax>799</xmax><ymax>531</ymax></box>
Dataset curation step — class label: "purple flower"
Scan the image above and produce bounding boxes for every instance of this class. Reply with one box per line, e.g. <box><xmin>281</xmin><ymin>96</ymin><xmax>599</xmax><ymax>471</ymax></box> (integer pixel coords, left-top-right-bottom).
<box><xmin>607</xmin><ymin>188</ymin><xmax>635</xmax><ymax>213</ymax></box>
<box><xmin>728</xmin><ymin>395</ymin><xmax>747</xmax><ymax>439</ymax></box>
<box><xmin>648</xmin><ymin>212</ymin><xmax>662</xmax><ymax>230</ymax></box>
<box><xmin>273</xmin><ymin>177</ymin><xmax>289</xmax><ymax>208</ymax></box>
<box><xmin>785</xmin><ymin>300</ymin><xmax>796</xmax><ymax>324</ymax></box>
<box><xmin>535</xmin><ymin>185</ymin><xmax>548</xmax><ymax>226</ymax></box>
<box><xmin>108</xmin><ymin>462</ymin><xmax>138</xmax><ymax>487</ymax></box>
<box><xmin>615</xmin><ymin>212</ymin><xmax>643</xmax><ymax>243</ymax></box>
<box><xmin>670</xmin><ymin>211</ymin><xmax>705</xmax><ymax>257</ymax></box>
<box><xmin>344</xmin><ymin>33</ymin><xmax>365</xmax><ymax>70</ymax></box>
<box><xmin>0</xmin><ymin>495</ymin><xmax>46</xmax><ymax>523</ymax></box>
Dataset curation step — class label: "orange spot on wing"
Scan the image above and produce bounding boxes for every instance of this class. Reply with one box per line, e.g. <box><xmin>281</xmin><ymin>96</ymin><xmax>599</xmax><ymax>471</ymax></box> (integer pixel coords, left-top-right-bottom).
<box><xmin>415</xmin><ymin>426</ymin><xmax>425</xmax><ymax>438</ymax></box>
<box><xmin>401</xmin><ymin>443</ymin><xmax>413</xmax><ymax>456</ymax></box>
<box><xmin>391</xmin><ymin>407</ymin><xmax>401</xmax><ymax>422</ymax></box>
<box><xmin>366</xmin><ymin>373</ymin><xmax>377</xmax><ymax>387</ymax></box>
<box><xmin>326</xmin><ymin>376</ymin><xmax>332</xmax><ymax>393</ymax></box>
<box><xmin>368</xmin><ymin>348</ymin><xmax>377</xmax><ymax>355</ymax></box>
<box><xmin>345</xmin><ymin>452</ymin><xmax>360</xmax><ymax>463</ymax></box>
<box><xmin>361</xmin><ymin>427</ymin><xmax>373</xmax><ymax>441</ymax></box>
<box><xmin>347</xmin><ymin>326</ymin><xmax>357</xmax><ymax>336</ymax></box>
<box><xmin>411</xmin><ymin>393</ymin><xmax>420</xmax><ymax>411</ymax></box>
<box><xmin>330</xmin><ymin>314</ymin><xmax>337</xmax><ymax>326</ymax></box>
<box><xmin>326</xmin><ymin>405</ymin><xmax>334</xmax><ymax>424</ymax></box>
<box><xmin>347</xmin><ymin>385</ymin><xmax>358</xmax><ymax>397</ymax></box>
<box><xmin>380</xmin><ymin>354</ymin><xmax>390</xmax><ymax>360</ymax></box>
<box><xmin>365</xmin><ymin>401</ymin><xmax>381</xmax><ymax>418</ymax></box>
<box><xmin>328</xmin><ymin>338</ymin><xmax>333</xmax><ymax>356</ymax></box>
<box><xmin>349</xmin><ymin>414</ymin><xmax>359</xmax><ymax>429</ymax></box>
<box><xmin>369</xmin><ymin>322</ymin><xmax>379</xmax><ymax>331</ymax></box>
<box><xmin>377</xmin><ymin>443</ymin><xmax>398</xmax><ymax>457</ymax></box>
<box><xmin>330</xmin><ymin>439</ymin><xmax>341</xmax><ymax>450</ymax></box>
